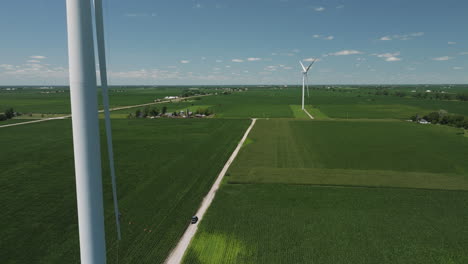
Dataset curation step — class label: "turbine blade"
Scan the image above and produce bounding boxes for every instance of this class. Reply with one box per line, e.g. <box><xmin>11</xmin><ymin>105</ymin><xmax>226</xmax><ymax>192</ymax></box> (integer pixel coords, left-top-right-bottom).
<box><xmin>306</xmin><ymin>58</ymin><xmax>317</xmax><ymax>72</ymax></box>
<box><xmin>94</xmin><ymin>0</ymin><xmax>122</xmax><ymax>241</ymax></box>
<box><xmin>299</xmin><ymin>61</ymin><xmax>306</xmax><ymax>72</ymax></box>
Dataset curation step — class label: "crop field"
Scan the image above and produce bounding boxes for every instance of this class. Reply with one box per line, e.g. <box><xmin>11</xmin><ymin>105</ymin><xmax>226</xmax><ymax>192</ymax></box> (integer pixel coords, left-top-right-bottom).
<box><xmin>228</xmin><ymin>120</ymin><xmax>468</xmax><ymax>189</ymax></box>
<box><xmin>183</xmin><ymin>119</ymin><xmax>468</xmax><ymax>263</ymax></box>
<box><xmin>0</xmin><ymin>87</ymin><xmax>189</xmax><ymax>114</ymax></box>
<box><xmin>183</xmin><ymin>184</ymin><xmax>468</xmax><ymax>264</ymax></box>
<box><xmin>0</xmin><ymin>118</ymin><xmax>250</xmax><ymax>263</ymax></box>
<box><xmin>2</xmin><ymin>85</ymin><xmax>468</xmax><ymax>263</ymax></box>
<box><xmin>2</xmin><ymin>86</ymin><xmax>467</xmax><ymax>123</ymax></box>
<box><xmin>307</xmin><ymin>89</ymin><xmax>468</xmax><ymax>119</ymax></box>
<box><xmin>201</xmin><ymin>89</ymin><xmax>298</xmax><ymax>118</ymax></box>
<box><xmin>163</xmin><ymin>87</ymin><xmax>468</xmax><ymax>119</ymax></box>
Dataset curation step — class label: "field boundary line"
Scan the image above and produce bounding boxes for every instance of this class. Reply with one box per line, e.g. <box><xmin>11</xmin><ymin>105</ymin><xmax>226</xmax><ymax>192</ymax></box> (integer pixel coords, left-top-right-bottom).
<box><xmin>0</xmin><ymin>94</ymin><xmax>213</xmax><ymax>129</ymax></box>
<box><xmin>164</xmin><ymin>118</ymin><xmax>257</xmax><ymax>264</ymax></box>
<box><xmin>303</xmin><ymin>109</ymin><xmax>315</xmax><ymax>120</ymax></box>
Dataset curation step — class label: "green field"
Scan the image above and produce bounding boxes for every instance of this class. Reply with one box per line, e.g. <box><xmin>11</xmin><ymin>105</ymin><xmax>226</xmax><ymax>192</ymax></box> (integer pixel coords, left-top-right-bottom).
<box><xmin>184</xmin><ymin>184</ymin><xmax>468</xmax><ymax>264</ymax></box>
<box><xmin>2</xmin><ymin>86</ymin><xmax>468</xmax><ymax>122</ymax></box>
<box><xmin>183</xmin><ymin>119</ymin><xmax>468</xmax><ymax>263</ymax></box>
<box><xmin>0</xmin><ymin>118</ymin><xmax>249</xmax><ymax>263</ymax></box>
<box><xmin>228</xmin><ymin>120</ymin><xmax>468</xmax><ymax>189</ymax></box>
<box><xmin>201</xmin><ymin>90</ymin><xmax>297</xmax><ymax>118</ymax></box>
<box><xmin>2</xmin><ymin>85</ymin><xmax>468</xmax><ymax>263</ymax></box>
<box><xmin>182</xmin><ymin>87</ymin><xmax>468</xmax><ymax>119</ymax></box>
<box><xmin>0</xmin><ymin>87</ymin><xmax>189</xmax><ymax>114</ymax></box>
<box><xmin>308</xmin><ymin>89</ymin><xmax>468</xmax><ymax>119</ymax></box>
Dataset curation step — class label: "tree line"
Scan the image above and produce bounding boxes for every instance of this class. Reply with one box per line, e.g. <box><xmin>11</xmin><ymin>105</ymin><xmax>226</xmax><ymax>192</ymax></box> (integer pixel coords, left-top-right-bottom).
<box><xmin>411</xmin><ymin>110</ymin><xmax>468</xmax><ymax>129</ymax></box>
<box><xmin>128</xmin><ymin>105</ymin><xmax>213</xmax><ymax>119</ymax></box>
<box><xmin>0</xmin><ymin>108</ymin><xmax>16</xmax><ymax>121</ymax></box>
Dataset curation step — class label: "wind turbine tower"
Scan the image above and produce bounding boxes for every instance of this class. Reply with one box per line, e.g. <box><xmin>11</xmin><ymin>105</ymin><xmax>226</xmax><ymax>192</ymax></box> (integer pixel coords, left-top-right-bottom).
<box><xmin>299</xmin><ymin>59</ymin><xmax>317</xmax><ymax>110</ymax></box>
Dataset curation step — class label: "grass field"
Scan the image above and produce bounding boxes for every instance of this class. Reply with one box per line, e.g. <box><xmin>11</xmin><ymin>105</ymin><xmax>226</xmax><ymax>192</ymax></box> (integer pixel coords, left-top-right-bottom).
<box><xmin>308</xmin><ymin>89</ymin><xmax>468</xmax><ymax>119</ymax></box>
<box><xmin>183</xmin><ymin>119</ymin><xmax>468</xmax><ymax>263</ymax></box>
<box><xmin>0</xmin><ymin>119</ymin><xmax>35</xmax><ymax>125</ymax></box>
<box><xmin>228</xmin><ymin>120</ymin><xmax>468</xmax><ymax>190</ymax></box>
<box><xmin>201</xmin><ymin>90</ymin><xmax>297</xmax><ymax>118</ymax></box>
<box><xmin>183</xmin><ymin>184</ymin><xmax>468</xmax><ymax>264</ymax></box>
<box><xmin>2</xmin><ymin>85</ymin><xmax>468</xmax><ymax>263</ymax></box>
<box><xmin>0</xmin><ymin>87</ymin><xmax>188</xmax><ymax>114</ymax></box>
<box><xmin>2</xmin><ymin>86</ymin><xmax>467</xmax><ymax>121</ymax></box>
<box><xmin>0</xmin><ymin>118</ymin><xmax>250</xmax><ymax>263</ymax></box>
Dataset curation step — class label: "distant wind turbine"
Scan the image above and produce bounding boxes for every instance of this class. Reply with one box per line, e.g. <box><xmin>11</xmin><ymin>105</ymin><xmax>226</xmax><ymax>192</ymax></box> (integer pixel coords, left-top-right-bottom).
<box><xmin>299</xmin><ymin>59</ymin><xmax>317</xmax><ymax>110</ymax></box>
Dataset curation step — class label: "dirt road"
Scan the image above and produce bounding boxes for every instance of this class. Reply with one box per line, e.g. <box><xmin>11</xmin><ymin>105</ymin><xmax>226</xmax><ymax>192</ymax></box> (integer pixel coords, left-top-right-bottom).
<box><xmin>164</xmin><ymin>118</ymin><xmax>257</xmax><ymax>264</ymax></box>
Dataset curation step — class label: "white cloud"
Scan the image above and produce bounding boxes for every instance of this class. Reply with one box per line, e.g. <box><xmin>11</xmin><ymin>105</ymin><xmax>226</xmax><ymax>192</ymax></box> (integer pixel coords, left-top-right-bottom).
<box><xmin>216</xmin><ymin>60</ymin><xmax>223</xmax><ymax>63</ymax></box>
<box><xmin>232</xmin><ymin>59</ymin><xmax>244</xmax><ymax>63</ymax></box>
<box><xmin>314</xmin><ymin>7</ymin><xmax>325</xmax><ymax>12</ymax></box>
<box><xmin>378</xmin><ymin>32</ymin><xmax>424</xmax><ymax>41</ymax></box>
<box><xmin>0</xmin><ymin>64</ymin><xmax>16</xmax><ymax>70</ymax></box>
<box><xmin>0</xmin><ymin>62</ymin><xmax>67</xmax><ymax>80</ymax></box>
<box><xmin>453</xmin><ymin>67</ymin><xmax>464</xmax><ymax>70</ymax></box>
<box><xmin>180</xmin><ymin>60</ymin><xmax>190</xmax><ymax>64</ymax></box>
<box><xmin>27</xmin><ymin>60</ymin><xmax>41</xmax><ymax>63</ymax></box>
<box><xmin>460</xmin><ymin>52</ymin><xmax>468</xmax><ymax>55</ymax></box>
<box><xmin>432</xmin><ymin>56</ymin><xmax>453</xmax><ymax>61</ymax></box>
<box><xmin>380</xmin><ymin>36</ymin><xmax>392</xmax><ymax>41</ymax></box>
<box><xmin>303</xmin><ymin>58</ymin><xmax>320</xmax><ymax>62</ymax></box>
<box><xmin>313</xmin><ymin>34</ymin><xmax>334</xmax><ymax>40</ymax></box>
<box><xmin>30</xmin><ymin>55</ymin><xmax>46</xmax><ymax>59</ymax></box>
<box><xmin>329</xmin><ymin>50</ymin><xmax>363</xmax><ymax>56</ymax></box>
<box><xmin>247</xmin><ymin>58</ymin><xmax>262</xmax><ymax>61</ymax></box>
<box><xmin>385</xmin><ymin>57</ymin><xmax>402</xmax><ymax>62</ymax></box>
<box><xmin>448</xmin><ymin>42</ymin><xmax>457</xmax><ymax>45</ymax></box>
<box><xmin>373</xmin><ymin>52</ymin><xmax>402</xmax><ymax>62</ymax></box>
<box><xmin>336</xmin><ymin>5</ymin><xmax>345</xmax><ymax>9</ymax></box>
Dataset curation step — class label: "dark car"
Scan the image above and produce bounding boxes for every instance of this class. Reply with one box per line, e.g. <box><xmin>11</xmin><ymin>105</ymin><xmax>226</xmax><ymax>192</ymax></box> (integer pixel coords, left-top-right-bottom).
<box><xmin>191</xmin><ymin>216</ymin><xmax>199</xmax><ymax>224</ymax></box>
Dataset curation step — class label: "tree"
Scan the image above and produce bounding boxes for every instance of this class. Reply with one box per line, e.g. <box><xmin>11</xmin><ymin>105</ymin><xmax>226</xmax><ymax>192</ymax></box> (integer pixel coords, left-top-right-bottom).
<box><xmin>456</xmin><ymin>93</ymin><xmax>468</xmax><ymax>101</ymax></box>
<box><xmin>0</xmin><ymin>114</ymin><xmax>7</xmax><ymax>121</ymax></box>
<box><xmin>135</xmin><ymin>109</ymin><xmax>142</xmax><ymax>118</ymax></box>
<box><xmin>4</xmin><ymin>108</ymin><xmax>14</xmax><ymax>119</ymax></box>
<box><xmin>423</xmin><ymin>112</ymin><xmax>440</xmax><ymax>123</ymax></box>
<box><xmin>162</xmin><ymin>106</ymin><xmax>167</xmax><ymax>114</ymax></box>
<box><xmin>143</xmin><ymin>106</ymin><xmax>151</xmax><ymax>118</ymax></box>
<box><xmin>463</xmin><ymin>120</ymin><xmax>468</xmax><ymax>129</ymax></box>
<box><xmin>150</xmin><ymin>107</ymin><xmax>159</xmax><ymax>117</ymax></box>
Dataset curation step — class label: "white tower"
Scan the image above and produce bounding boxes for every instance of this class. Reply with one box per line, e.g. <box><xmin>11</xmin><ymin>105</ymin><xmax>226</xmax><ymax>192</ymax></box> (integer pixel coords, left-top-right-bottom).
<box><xmin>299</xmin><ymin>59</ymin><xmax>317</xmax><ymax>110</ymax></box>
<box><xmin>66</xmin><ymin>0</ymin><xmax>107</xmax><ymax>262</ymax></box>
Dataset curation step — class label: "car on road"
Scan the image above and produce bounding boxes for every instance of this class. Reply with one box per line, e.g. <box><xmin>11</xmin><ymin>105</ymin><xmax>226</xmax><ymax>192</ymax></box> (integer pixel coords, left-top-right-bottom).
<box><xmin>191</xmin><ymin>216</ymin><xmax>198</xmax><ymax>224</ymax></box>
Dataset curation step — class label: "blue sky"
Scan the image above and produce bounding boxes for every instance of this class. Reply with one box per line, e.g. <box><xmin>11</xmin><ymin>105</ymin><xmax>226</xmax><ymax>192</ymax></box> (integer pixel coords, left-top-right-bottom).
<box><xmin>0</xmin><ymin>0</ymin><xmax>467</xmax><ymax>85</ymax></box>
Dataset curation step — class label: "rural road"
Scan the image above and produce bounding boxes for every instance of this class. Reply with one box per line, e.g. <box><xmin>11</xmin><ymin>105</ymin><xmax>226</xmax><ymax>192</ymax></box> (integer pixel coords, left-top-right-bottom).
<box><xmin>0</xmin><ymin>94</ymin><xmax>212</xmax><ymax>129</ymax></box>
<box><xmin>164</xmin><ymin>118</ymin><xmax>257</xmax><ymax>264</ymax></box>
<box><xmin>303</xmin><ymin>108</ymin><xmax>315</xmax><ymax>120</ymax></box>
